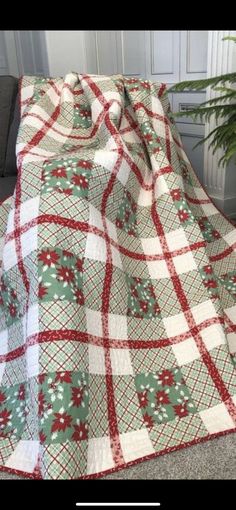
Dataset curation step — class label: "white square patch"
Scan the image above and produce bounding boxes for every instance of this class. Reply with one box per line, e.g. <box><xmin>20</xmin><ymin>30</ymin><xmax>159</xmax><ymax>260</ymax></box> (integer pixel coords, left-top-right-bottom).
<box><xmin>5</xmin><ymin>440</ymin><xmax>39</xmax><ymax>473</ymax></box>
<box><xmin>154</xmin><ymin>174</ymin><xmax>169</xmax><ymax>199</ymax></box>
<box><xmin>26</xmin><ymin>304</ymin><xmax>39</xmax><ymax>338</ymax></box>
<box><xmin>0</xmin><ymin>329</ymin><xmax>8</xmax><ymax>356</ymax></box>
<box><xmin>137</xmin><ymin>189</ymin><xmax>153</xmax><ymax>207</ymax></box>
<box><xmin>2</xmin><ymin>239</ymin><xmax>17</xmax><ymax>271</ymax></box>
<box><xmin>173</xmin><ymin>251</ymin><xmax>197</xmax><ymax>275</ymax></box>
<box><xmin>21</xmin><ymin>226</ymin><xmax>38</xmax><ymax>259</ymax></box>
<box><xmin>85</xmin><ymin>233</ymin><xmax>106</xmax><ymax>263</ymax></box>
<box><xmin>201</xmin><ymin>203</ymin><xmax>219</xmax><ymax>216</ymax></box>
<box><xmin>120</xmin><ymin>428</ymin><xmax>155</xmax><ymax>463</ymax></box>
<box><xmin>228</xmin><ymin>332</ymin><xmax>236</xmax><ymax>354</ymax></box>
<box><xmin>0</xmin><ymin>363</ymin><xmax>5</xmax><ymax>384</ymax></box>
<box><xmin>141</xmin><ymin>236</ymin><xmax>162</xmax><ymax>256</ymax></box>
<box><xmin>110</xmin><ymin>349</ymin><xmax>133</xmax><ymax>375</ymax></box>
<box><xmin>86</xmin><ymin>309</ymin><xmax>103</xmax><ymax>337</ymax></box>
<box><xmin>191</xmin><ymin>300</ymin><xmax>218</xmax><ymax>325</ymax></box>
<box><xmin>200</xmin><ymin>404</ymin><xmax>235</xmax><ymax>433</ymax></box>
<box><xmin>26</xmin><ymin>344</ymin><xmax>39</xmax><ymax>378</ymax></box>
<box><xmin>89</xmin><ymin>345</ymin><xmax>105</xmax><ymax>375</ymax></box>
<box><xmin>108</xmin><ymin>313</ymin><xmax>128</xmax><ymax>341</ymax></box>
<box><xmin>201</xmin><ymin>323</ymin><xmax>226</xmax><ymax>351</ymax></box>
<box><xmin>223</xmin><ymin>230</ymin><xmax>236</xmax><ymax>247</ymax></box>
<box><xmin>165</xmin><ymin>228</ymin><xmax>189</xmax><ymax>251</ymax></box>
<box><xmin>163</xmin><ymin>312</ymin><xmax>189</xmax><ymax>337</ymax></box>
<box><xmin>87</xmin><ymin>437</ymin><xmax>114</xmax><ymax>475</ymax></box>
<box><xmin>225</xmin><ymin>305</ymin><xmax>236</xmax><ymax>323</ymax></box>
<box><xmin>172</xmin><ymin>337</ymin><xmax>200</xmax><ymax>366</ymax></box>
<box><xmin>147</xmin><ymin>259</ymin><xmax>169</xmax><ymax>279</ymax></box>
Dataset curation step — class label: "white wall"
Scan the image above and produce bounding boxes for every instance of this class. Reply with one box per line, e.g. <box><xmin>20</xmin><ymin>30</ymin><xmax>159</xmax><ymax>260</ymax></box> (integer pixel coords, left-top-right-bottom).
<box><xmin>45</xmin><ymin>31</ymin><xmax>87</xmax><ymax>76</ymax></box>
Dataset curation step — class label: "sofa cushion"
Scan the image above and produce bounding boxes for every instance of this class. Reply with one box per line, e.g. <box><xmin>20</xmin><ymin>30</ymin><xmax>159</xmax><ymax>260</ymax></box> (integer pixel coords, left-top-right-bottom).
<box><xmin>4</xmin><ymin>92</ymin><xmax>20</xmax><ymax>176</ymax></box>
<box><xmin>0</xmin><ymin>76</ymin><xmax>18</xmax><ymax>177</ymax></box>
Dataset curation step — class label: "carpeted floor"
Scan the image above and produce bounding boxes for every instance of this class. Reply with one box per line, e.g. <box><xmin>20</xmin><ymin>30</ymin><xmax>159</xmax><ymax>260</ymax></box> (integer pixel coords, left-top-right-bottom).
<box><xmin>0</xmin><ymin>433</ymin><xmax>235</xmax><ymax>479</ymax></box>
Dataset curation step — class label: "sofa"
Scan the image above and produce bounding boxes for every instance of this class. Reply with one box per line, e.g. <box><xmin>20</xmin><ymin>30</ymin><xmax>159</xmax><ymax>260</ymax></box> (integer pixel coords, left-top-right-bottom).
<box><xmin>0</xmin><ymin>75</ymin><xmax>20</xmax><ymax>201</ymax></box>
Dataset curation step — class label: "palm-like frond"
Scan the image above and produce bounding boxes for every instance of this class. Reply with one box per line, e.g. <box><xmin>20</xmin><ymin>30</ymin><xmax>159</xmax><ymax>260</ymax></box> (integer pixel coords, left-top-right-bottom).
<box><xmin>168</xmin><ymin>37</ymin><xmax>236</xmax><ymax>168</ymax></box>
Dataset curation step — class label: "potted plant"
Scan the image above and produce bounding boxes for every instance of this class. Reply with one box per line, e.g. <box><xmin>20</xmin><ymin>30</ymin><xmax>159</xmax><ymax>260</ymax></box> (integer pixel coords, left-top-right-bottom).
<box><xmin>168</xmin><ymin>36</ymin><xmax>236</xmax><ymax>168</ymax></box>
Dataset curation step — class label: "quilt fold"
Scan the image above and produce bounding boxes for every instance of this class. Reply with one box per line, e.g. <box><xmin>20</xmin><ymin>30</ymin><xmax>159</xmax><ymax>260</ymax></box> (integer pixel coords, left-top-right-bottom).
<box><xmin>0</xmin><ymin>73</ymin><xmax>236</xmax><ymax>479</ymax></box>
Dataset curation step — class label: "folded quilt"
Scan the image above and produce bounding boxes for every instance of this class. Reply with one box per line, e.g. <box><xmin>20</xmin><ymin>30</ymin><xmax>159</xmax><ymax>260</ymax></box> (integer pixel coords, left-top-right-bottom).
<box><xmin>0</xmin><ymin>73</ymin><xmax>236</xmax><ymax>479</ymax></box>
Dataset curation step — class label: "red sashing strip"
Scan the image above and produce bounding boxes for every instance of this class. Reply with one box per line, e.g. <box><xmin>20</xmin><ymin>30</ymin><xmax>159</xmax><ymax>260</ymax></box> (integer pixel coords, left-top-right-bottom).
<box><xmin>151</xmin><ymin>170</ymin><xmax>236</xmax><ymax>423</ymax></box>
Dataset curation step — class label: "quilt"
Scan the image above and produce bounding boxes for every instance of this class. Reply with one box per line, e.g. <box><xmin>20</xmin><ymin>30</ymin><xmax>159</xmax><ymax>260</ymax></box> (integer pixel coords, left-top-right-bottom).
<box><xmin>0</xmin><ymin>73</ymin><xmax>236</xmax><ymax>479</ymax></box>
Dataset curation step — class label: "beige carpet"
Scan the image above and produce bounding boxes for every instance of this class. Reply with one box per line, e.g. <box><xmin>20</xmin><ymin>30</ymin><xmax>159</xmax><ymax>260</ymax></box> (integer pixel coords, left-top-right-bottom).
<box><xmin>0</xmin><ymin>434</ymin><xmax>235</xmax><ymax>479</ymax></box>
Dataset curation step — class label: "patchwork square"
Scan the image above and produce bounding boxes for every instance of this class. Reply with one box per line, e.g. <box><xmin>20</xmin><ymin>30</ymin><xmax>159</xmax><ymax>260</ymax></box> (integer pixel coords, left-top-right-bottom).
<box><xmin>87</xmin><ymin>437</ymin><xmax>114</xmax><ymax>475</ymax></box>
<box><xmin>119</xmin><ymin>428</ymin><xmax>155</xmax><ymax>463</ymax></box>
<box><xmin>163</xmin><ymin>312</ymin><xmax>189</xmax><ymax>337</ymax></box>
<box><xmin>172</xmin><ymin>338</ymin><xmax>200</xmax><ymax>366</ymax></box>
<box><xmin>110</xmin><ymin>349</ymin><xmax>133</xmax><ymax>375</ymax></box>
<box><xmin>147</xmin><ymin>259</ymin><xmax>170</xmax><ymax>280</ymax></box>
<box><xmin>173</xmin><ymin>251</ymin><xmax>197</xmax><ymax>275</ymax></box>
<box><xmin>199</xmin><ymin>403</ymin><xmax>235</xmax><ymax>433</ymax></box>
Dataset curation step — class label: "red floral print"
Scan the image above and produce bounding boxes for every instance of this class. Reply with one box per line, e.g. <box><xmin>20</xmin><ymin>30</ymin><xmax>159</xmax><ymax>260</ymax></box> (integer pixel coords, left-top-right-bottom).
<box><xmin>72</xmin><ymin>387</ymin><xmax>84</xmax><ymax>407</ymax></box>
<box><xmin>57</xmin><ymin>188</ymin><xmax>73</xmax><ymax>196</ymax></box>
<box><xmin>143</xmin><ymin>413</ymin><xmax>154</xmax><ymax>429</ymax></box>
<box><xmin>144</xmin><ymin>133</ymin><xmax>153</xmax><ymax>143</ymax></box>
<box><xmin>72</xmin><ymin>422</ymin><xmax>88</xmax><ymax>441</ymax></box>
<box><xmin>138</xmin><ymin>391</ymin><xmax>148</xmax><ymax>408</ymax></box>
<box><xmin>0</xmin><ymin>279</ymin><xmax>7</xmax><ymax>292</ymax></box>
<box><xmin>76</xmin><ymin>259</ymin><xmax>84</xmax><ymax>272</ymax></box>
<box><xmin>51</xmin><ymin>167</ymin><xmax>67</xmax><ymax>178</ymax></box>
<box><xmin>0</xmin><ymin>409</ymin><xmax>11</xmax><ymax>427</ymax></box>
<box><xmin>51</xmin><ymin>411</ymin><xmax>72</xmax><ymax>433</ymax></box>
<box><xmin>116</xmin><ymin>219</ymin><xmax>124</xmax><ymax>229</ymax></box>
<box><xmin>80</xmin><ymin>110</ymin><xmax>91</xmax><ymax>119</ymax></box>
<box><xmin>156</xmin><ymin>390</ymin><xmax>170</xmax><ymax>405</ymax></box>
<box><xmin>9</xmin><ymin>304</ymin><xmax>17</xmax><ymax>317</ymax></box>
<box><xmin>39</xmin><ymin>390</ymin><xmax>46</xmax><ymax>416</ymax></box>
<box><xmin>140</xmin><ymin>301</ymin><xmax>148</xmax><ymax>313</ymax></box>
<box><xmin>171</xmin><ymin>189</ymin><xmax>181</xmax><ymax>201</ymax></box>
<box><xmin>38</xmin><ymin>374</ymin><xmax>46</xmax><ymax>385</ymax></box>
<box><xmin>131</xmin><ymin>286</ymin><xmax>139</xmax><ymax>299</ymax></box>
<box><xmin>78</xmin><ymin>160</ymin><xmax>92</xmax><ymax>169</ymax></box>
<box><xmin>62</xmin><ymin>250</ymin><xmax>74</xmax><ymax>258</ymax></box>
<box><xmin>11</xmin><ymin>289</ymin><xmax>17</xmax><ymax>300</ymax></box>
<box><xmin>198</xmin><ymin>219</ymin><xmax>206</xmax><ymax>230</ymax></box>
<box><xmin>178</xmin><ymin>210</ymin><xmax>189</xmax><ymax>222</ymax></box>
<box><xmin>57</xmin><ymin>266</ymin><xmax>75</xmax><ymax>284</ymax></box>
<box><xmin>75</xmin><ymin>289</ymin><xmax>84</xmax><ymax>306</ymax></box>
<box><xmin>141</xmin><ymin>81</ymin><xmax>151</xmax><ymax>90</ymax></box>
<box><xmin>0</xmin><ymin>391</ymin><xmax>6</xmax><ymax>404</ymax></box>
<box><xmin>158</xmin><ymin>370</ymin><xmax>175</xmax><ymax>387</ymax></box>
<box><xmin>18</xmin><ymin>384</ymin><xmax>25</xmax><ymax>400</ymax></box>
<box><xmin>174</xmin><ymin>403</ymin><xmax>189</xmax><ymax>418</ymax></box>
<box><xmin>204</xmin><ymin>265</ymin><xmax>213</xmax><ymax>274</ymax></box>
<box><xmin>55</xmin><ymin>372</ymin><xmax>72</xmax><ymax>384</ymax></box>
<box><xmin>39</xmin><ymin>431</ymin><xmax>47</xmax><ymax>443</ymax></box>
<box><xmin>71</xmin><ymin>174</ymin><xmax>88</xmax><ymax>188</ymax></box>
<box><xmin>38</xmin><ymin>249</ymin><xmax>60</xmax><ymax>267</ymax></box>
<box><xmin>212</xmin><ymin>230</ymin><xmax>221</xmax><ymax>239</ymax></box>
<box><xmin>38</xmin><ymin>283</ymin><xmax>48</xmax><ymax>300</ymax></box>
<box><xmin>204</xmin><ymin>279</ymin><xmax>217</xmax><ymax>289</ymax></box>
<box><xmin>153</xmin><ymin>302</ymin><xmax>161</xmax><ymax>315</ymax></box>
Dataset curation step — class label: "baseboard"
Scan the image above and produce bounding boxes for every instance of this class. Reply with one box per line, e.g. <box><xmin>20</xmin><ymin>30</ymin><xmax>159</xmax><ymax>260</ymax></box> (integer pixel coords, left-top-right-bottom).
<box><xmin>208</xmin><ymin>194</ymin><xmax>236</xmax><ymax>219</ymax></box>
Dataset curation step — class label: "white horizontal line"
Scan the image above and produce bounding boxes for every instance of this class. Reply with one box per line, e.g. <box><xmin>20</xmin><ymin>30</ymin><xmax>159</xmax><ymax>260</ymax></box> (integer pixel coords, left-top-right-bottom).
<box><xmin>76</xmin><ymin>504</ymin><xmax>161</xmax><ymax>507</ymax></box>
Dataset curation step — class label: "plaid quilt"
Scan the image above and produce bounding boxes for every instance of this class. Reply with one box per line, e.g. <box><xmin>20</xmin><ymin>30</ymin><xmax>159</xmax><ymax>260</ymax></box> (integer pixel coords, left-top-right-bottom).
<box><xmin>0</xmin><ymin>73</ymin><xmax>236</xmax><ymax>480</ymax></box>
